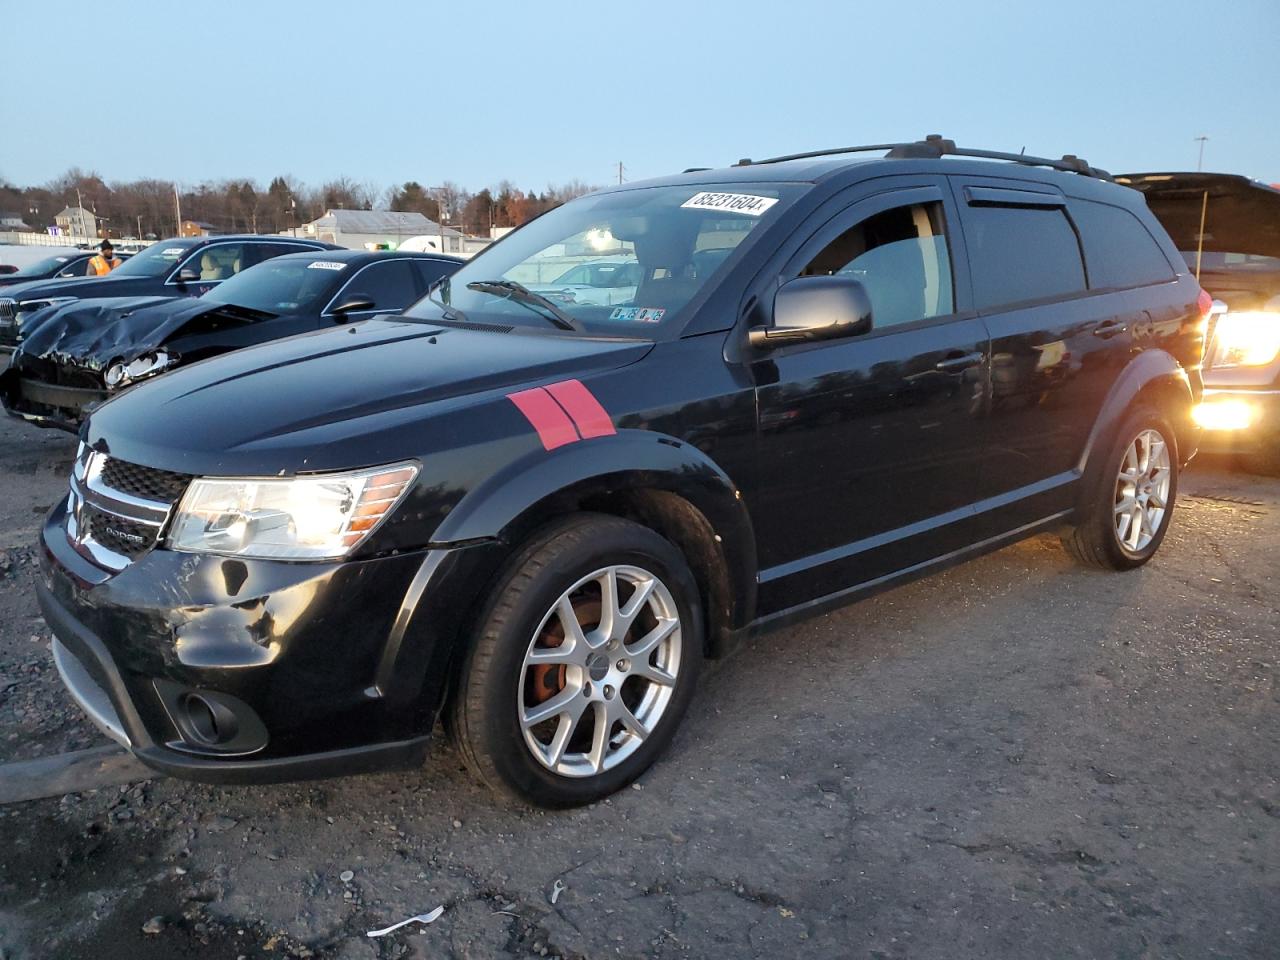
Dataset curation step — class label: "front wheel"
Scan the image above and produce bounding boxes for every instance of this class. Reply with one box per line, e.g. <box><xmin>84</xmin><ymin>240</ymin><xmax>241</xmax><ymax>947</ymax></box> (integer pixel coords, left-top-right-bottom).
<box><xmin>452</xmin><ymin>514</ymin><xmax>703</xmax><ymax>807</ymax></box>
<box><xmin>1063</xmin><ymin>406</ymin><xmax>1179</xmax><ymax>570</ymax></box>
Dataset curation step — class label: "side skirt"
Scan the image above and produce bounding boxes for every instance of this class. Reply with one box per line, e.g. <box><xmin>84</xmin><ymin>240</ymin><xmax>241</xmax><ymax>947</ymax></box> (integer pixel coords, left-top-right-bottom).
<box><xmin>741</xmin><ymin>510</ymin><xmax>1073</xmax><ymax>640</ymax></box>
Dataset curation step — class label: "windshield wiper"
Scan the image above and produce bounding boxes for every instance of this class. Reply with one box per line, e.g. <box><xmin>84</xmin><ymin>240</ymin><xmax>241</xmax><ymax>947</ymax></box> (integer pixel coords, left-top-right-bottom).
<box><xmin>465</xmin><ymin>279</ymin><xmax>582</xmax><ymax>331</ymax></box>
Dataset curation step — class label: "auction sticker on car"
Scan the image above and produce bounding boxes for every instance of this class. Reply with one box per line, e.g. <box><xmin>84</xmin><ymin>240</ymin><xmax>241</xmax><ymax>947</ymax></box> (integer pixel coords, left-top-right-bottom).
<box><xmin>307</xmin><ymin>261</ymin><xmax>347</xmax><ymax>271</ymax></box>
<box><xmin>681</xmin><ymin>192</ymin><xmax>778</xmax><ymax>216</ymax></box>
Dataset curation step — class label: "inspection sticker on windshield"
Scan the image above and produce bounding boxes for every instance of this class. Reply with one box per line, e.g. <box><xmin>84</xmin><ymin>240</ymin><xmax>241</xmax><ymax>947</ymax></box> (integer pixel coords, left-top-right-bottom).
<box><xmin>610</xmin><ymin>307</ymin><xmax>665</xmax><ymax>323</ymax></box>
<box><xmin>307</xmin><ymin>261</ymin><xmax>347</xmax><ymax>271</ymax></box>
<box><xmin>681</xmin><ymin>192</ymin><xmax>778</xmax><ymax>217</ymax></box>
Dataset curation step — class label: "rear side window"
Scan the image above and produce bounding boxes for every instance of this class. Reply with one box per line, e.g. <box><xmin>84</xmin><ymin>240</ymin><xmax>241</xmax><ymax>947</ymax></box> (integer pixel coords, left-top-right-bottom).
<box><xmin>965</xmin><ymin>205</ymin><xmax>1086</xmax><ymax>310</ymax></box>
<box><xmin>1070</xmin><ymin>200</ymin><xmax>1176</xmax><ymax>289</ymax></box>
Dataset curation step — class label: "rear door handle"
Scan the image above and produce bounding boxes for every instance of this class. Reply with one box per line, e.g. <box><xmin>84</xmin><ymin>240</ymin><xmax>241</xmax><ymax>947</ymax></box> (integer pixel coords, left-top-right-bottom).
<box><xmin>935</xmin><ymin>351</ymin><xmax>985</xmax><ymax>372</ymax></box>
<box><xmin>1092</xmin><ymin>318</ymin><xmax>1128</xmax><ymax>339</ymax></box>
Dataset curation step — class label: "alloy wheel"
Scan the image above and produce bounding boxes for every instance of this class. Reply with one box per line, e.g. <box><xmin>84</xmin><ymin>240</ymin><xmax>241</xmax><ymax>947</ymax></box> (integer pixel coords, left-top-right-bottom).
<box><xmin>518</xmin><ymin>564</ymin><xmax>682</xmax><ymax>778</ymax></box>
<box><xmin>1113</xmin><ymin>428</ymin><xmax>1171</xmax><ymax>554</ymax></box>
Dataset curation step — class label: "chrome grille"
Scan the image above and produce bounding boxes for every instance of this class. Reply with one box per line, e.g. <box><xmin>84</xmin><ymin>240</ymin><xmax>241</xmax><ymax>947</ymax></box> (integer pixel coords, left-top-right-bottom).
<box><xmin>67</xmin><ymin>445</ymin><xmax>181</xmax><ymax>572</ymax></box>
<box><xmin>0</xmin><ymin>298</ymin><xmax>14</xmax><ymax>323</ymax></box>
<box><xmin>0</xmin><ymin>298</ymin><xmax>17</xmax><ymax>346</ymax></box>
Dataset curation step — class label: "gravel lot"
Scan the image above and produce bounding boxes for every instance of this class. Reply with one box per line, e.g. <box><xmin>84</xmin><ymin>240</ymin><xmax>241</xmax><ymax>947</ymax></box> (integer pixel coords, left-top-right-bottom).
<box><xmin>0</xmin><ymin>412</ymin><xmax>1276</xmax><ymax>959</ymax></box>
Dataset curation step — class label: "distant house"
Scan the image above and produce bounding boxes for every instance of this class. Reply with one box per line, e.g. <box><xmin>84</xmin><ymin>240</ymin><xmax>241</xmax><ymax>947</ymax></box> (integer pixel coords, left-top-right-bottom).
<box><xmin>180</xmin><ymin>220</ymin><xmax>217</xmax><ymax>237</ymax></box>
<box><xmin>293</xmin><ymin>209</ymin><xmax>465</xmax><ymax>254</ymax></box>
<box><xmin>0</xmin><ymin>213</ymin><xmax>32</xmax><ymax>232</ymax></box>
<box><xmin>54</xmin><ymin>206</ymin><xmax>97</xmax><ymax>238</ymax></box>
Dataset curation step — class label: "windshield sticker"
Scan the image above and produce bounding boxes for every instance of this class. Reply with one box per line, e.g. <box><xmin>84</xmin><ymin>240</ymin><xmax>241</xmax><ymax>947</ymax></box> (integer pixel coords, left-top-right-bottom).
<box><xmin>159</xmin><ymin>247</ymin><xmax>185</xmax><ymax>261</ymax></box>
<box><xmin>609</xmin><ymin>307</ymin><xmax>665</xmax><ymax>323</ymax></box>
<box><xmin>681</xmin><ymin>192</ymin><xmax>778</xmax><ymax>217</ymax></box>
<box><xmin>307</xmin><ymin>261</ymin><xmax>347</xmax><ymax>271</ymax></box>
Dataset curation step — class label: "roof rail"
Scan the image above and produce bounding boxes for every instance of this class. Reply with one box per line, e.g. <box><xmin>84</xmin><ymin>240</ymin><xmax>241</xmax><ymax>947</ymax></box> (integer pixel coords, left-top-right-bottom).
<box><xmin>734</xmin><ymin>134</ymin><xmax>1112</xmax><ymax>180</ymax></box>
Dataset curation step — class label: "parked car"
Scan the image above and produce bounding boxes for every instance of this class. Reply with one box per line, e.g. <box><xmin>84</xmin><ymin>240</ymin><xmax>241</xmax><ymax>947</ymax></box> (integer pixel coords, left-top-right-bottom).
<box><xmin>41</xmin><ymin>137</ymin><xmax>1206</xmax><ymax>806</ymax></box>
<box><xmin>0</xmin><ymin>235</ymin><xmax>339</xmax><ymax>355</ymax></box>
<box><xmin>1117</xmin><ymin>172</ymin><xmax>1280</xmax><ymax>474</ymax></box>
<box><xmin>0</xmin><ymin>249</ymin><xmax>133</xmax><ymax>288</ymax></box>
<box><xmin>1</xmin><ymin>250</ymin><xmax>463</xmax><ymax>431</ymax></box>
<box><xmin>527</xmin><ymin>257</ymin><xmax>642</xmax><ymax>306</ymax></box>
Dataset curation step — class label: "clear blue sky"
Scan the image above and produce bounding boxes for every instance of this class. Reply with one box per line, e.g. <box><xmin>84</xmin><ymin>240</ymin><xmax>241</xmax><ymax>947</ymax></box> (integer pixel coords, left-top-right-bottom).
<box><xmin>3</xmin><ymin>0</ymin><xmax>1278</xmax><ymax>192</ymax></box>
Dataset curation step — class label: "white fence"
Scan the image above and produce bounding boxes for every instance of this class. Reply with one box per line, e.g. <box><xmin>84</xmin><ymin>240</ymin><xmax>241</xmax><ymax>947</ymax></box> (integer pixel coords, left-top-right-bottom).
<box><xmin>0</xmin><ymin>232</ymin><xmax>158</xmax><ymax>248</ymax></box>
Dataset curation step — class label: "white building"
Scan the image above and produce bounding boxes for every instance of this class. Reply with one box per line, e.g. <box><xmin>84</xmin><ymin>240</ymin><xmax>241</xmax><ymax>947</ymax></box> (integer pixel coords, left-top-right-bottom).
<box><xmin>54</xmin><ymin>206</ymin><xmax>97</xmax><ymax>239</ymax></box>
<box><xmin>292</xmin><ymin>209</ymin><xmax>467</xmax><ymax>254</ymax></box>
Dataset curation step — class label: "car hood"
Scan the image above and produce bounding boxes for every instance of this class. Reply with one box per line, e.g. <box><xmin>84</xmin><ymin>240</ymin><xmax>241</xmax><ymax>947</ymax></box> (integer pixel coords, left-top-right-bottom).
<box><xmin>86</xmin><ymin>317</ymin><xmax>653</xmax><ymax>475</ymax></box>
<box><xmin>1117</xmin><ymin>172</ymin><xmax>1280</xmax><ymax>260</ymax></box>
<box><xmin>13</xmin><ymin>296</ymin><xmax>207</xmax><ymax>371</ymax></box>
<box><xmin>0</xmin><ymin>274</ymin><xmax>163</xmax><ymax>303</ymax></box>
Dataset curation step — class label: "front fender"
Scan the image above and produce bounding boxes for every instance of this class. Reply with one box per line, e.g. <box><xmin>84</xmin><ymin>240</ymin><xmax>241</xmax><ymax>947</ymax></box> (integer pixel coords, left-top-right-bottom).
<box><xmin>430</xmin><ymin>428</ymin><xmax>758</xmax><ymax>628</ymax></box>
<box><xmin>1078</xmin><ymin>349</ymin><xmax>1198</xmax><ymax>478</ymax></box>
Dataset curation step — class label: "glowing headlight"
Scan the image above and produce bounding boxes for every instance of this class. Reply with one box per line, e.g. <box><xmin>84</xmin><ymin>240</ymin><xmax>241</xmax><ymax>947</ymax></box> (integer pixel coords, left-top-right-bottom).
<box><xmin>1192</xmin><ymin>399</ymin><xmax>1253</xmax><ymax>431</ymax></box>
<box><xmin>1210</xmin><ymin>312</ymin><xmax>1280</xmax><ymax>368</ymax></box>
<box><xmin>167</xmin><ymin>462</ymin><xmax>419</xmax><ymax>560</ymax></box>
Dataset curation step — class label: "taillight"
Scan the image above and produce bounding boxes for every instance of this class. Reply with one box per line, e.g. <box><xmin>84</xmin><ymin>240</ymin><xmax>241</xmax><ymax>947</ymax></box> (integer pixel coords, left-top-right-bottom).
<box><xmin>1197</xmin><ymin>289</ymin><xmax>1213</xmax><ymax>317</ymax></box>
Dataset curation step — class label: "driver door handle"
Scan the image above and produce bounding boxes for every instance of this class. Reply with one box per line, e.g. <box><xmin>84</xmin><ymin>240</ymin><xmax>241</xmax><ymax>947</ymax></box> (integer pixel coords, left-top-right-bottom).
<box><xmin>1092</xmin><ymin>318</ymin><xmax>1128</xmax><ymax>339</ymax></box>
<box><xmin>935</xmin><ymin>351</ymin><xmax>985</xmax><ymax>373</ymax></box>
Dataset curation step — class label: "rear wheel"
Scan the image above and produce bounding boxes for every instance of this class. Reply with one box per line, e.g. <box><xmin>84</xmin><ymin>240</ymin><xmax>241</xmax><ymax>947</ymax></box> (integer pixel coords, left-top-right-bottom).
<box><xmin>1063</xmin><ymin>406</ymin><xmax>1179</xmax><ymax>570</ymax></box>
<box><xmin>452</xmin><ymin>514</ymin><xmax>702</xmax><ymax>807</ymax></box>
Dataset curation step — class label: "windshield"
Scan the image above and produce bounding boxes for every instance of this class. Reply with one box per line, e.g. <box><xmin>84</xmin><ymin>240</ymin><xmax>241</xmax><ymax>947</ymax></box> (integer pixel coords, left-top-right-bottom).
<box><xmin>11</xmin><ymin>254</ymin><xmax>79</xmax><ymax>277</ymax></box>
<box><xmin>202</xmin><ymin>257</ymin><xmax>341</xmax><ymax>315</ymax></box>
<box><xmin>403</xmin><ymin>182</ymin><xmax>799</xmax><ymax>336</ymax></box>
<box><xmin>110</xmin><ymin>238</ymin><xmax>197</xmax><ymax>278</ymax></box>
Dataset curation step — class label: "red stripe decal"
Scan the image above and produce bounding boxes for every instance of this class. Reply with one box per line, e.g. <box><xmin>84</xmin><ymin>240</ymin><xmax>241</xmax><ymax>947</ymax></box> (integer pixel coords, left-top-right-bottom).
<box><xmin>508</xmin><ymin>387</ymin><xmax>580</xmax><ymax>451</ymax></box>
<box><xmin>544</xmin><ymin>379</ymin><xmax>616</xmax><ymax>439</ymax></box>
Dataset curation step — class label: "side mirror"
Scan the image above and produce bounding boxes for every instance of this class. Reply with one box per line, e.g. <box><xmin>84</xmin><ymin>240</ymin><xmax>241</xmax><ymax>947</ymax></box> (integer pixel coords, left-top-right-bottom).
<box><xmin>176</xmin><ymin>267</ymin><xmax>200</xmax><ymax>284</ymax></box>
<box><xmin>331</xmin><ymin>295</ymin><xmax>375</xmax><ymax>316</ymax></box>
<box><xmin>748</xmin><ymin>275</ymin><xmax>873</xmax><ymax>349</ymax></box>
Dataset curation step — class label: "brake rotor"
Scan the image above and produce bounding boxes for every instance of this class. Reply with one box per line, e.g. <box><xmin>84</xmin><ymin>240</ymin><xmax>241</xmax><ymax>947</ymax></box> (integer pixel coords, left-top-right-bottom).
<box><xmin>527</xmin><ymin>597</ymin><xmax>601</xmax><ymax>705</ymax></box>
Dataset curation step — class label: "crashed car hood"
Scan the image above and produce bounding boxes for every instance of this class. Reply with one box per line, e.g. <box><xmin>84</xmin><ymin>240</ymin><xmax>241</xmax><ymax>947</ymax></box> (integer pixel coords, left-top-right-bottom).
<box><xmin>1117</xmin><ymin>172</ymin><xmax>1280</xmax><ymax>260</ymax></box>
<box><xmin>86</xmin><ymin>317</ymin><xmax>653</xmax><ymax>476</ymax></box>
<box><xmin>13</xmin><ymin>296</ymin><xmax>214</xmax><ymax>372</ymax></box>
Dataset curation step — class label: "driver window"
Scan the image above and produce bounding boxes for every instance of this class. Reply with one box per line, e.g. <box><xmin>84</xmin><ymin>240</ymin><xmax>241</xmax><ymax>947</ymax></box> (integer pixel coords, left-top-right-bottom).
<box><xmin>190</xmin><ymin>244</ymin><xmax>248</xmax><ymax>282</ymax></box>
<box><xmin>799</xmin><ymin>202</ymin><xmax>953</xmax><ymax>328</ymax></box>
<box><xmin>339</xmin><ymin>261</ymin><xmax>418</xmax><ymax>311</ymax></box>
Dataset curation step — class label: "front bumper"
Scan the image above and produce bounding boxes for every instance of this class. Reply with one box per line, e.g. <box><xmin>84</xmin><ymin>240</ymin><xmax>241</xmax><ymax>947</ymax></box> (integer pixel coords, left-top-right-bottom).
<box><xmin>38</xmin><ymin>498</ymin><xmax>504</xmax><ymax>784</ymax></box>
<box><xmin>0</xmin><ymin>366</ymin><xmax>105</xmax><ymax>432</ymax></box>
<box><xmin>1194</xmin><ymin>387</ymin><xmax>1280</xmax><ymax>455</ymax></box>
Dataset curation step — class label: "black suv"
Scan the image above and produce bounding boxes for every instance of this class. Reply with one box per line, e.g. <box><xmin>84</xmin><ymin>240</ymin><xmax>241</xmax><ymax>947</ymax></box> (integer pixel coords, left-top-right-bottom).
<box><xmin>1117</xmin><ymin>172</ymin><xmax>1280</xmax><ymax>474</ymax></box>
<box><xmin>39</xmin><ymin>138</ymin><xmax>1206</xmax><ymax>806</ymax></box>
<box><xmin>0</xmin><ymin>234</ymin><xmax>338</xmax><ymax>355</ymax></box>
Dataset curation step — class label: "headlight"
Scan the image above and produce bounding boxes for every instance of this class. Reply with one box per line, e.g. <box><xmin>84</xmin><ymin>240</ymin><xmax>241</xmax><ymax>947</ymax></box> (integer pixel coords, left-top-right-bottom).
<box><xmin>15</xmin><ymin>297</ymin><xmax>77</xmax><ymax>325</ymax></box>
<box><xmin>105</xmin><ymin>351</ymin><xmax>171</xmax><ymax>389</ymax></box>
<box><xmin>167</xmin><ymin>462</ymin><xmax>419</xmax><ymax>560</ymax></box>
<box><xmin>1210</xmin><ymin>311</ymin><xmax>1280</xmax><ymax>368</ymax></box>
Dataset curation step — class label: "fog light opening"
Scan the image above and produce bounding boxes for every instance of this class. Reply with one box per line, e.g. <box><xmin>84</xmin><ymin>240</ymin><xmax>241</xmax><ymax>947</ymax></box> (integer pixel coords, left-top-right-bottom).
<box><xmin>1192</xmin><ymin>399</ymin><xmax>1253</xmax><ymax>432</ymax></box>
<box><xmin>180</xmin><ymin>693</ymin><xmax>239</xmax><ymax>745</ymax></box>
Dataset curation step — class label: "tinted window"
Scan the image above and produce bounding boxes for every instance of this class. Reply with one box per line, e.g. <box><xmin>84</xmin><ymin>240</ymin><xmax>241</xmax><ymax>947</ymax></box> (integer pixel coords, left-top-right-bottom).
<box><xmin>412</xmin><ymin>259</ymin><xmax>455</xmax><ymax>290</ymax></box>
<box><xmin>798</xmin><ymin>201</ymin><xmax>954</xmax><ymax>328</ymax></box>
<box><xmin>110</xmin><ymin>238</ymin><xmax>198</xmax><ymax>277</ymax></box>
<box><xmin>965</xmin><ymin>205</ymin><xmax>1086</xmax><ymax>309</ymax></box>
<box><xmin>248</xmin><ymin>242</ymin><xmax>317</xmax><ymax>266</ymax></box>
<box><xmin>203</xmin><ymin>258</ymin><xmax>342</xmax><ymax>314</ymax></box>
<box><xmin>1071</xmin><ymin>201</ymin><xmax>1175</xmax><ymax>289</ymax></box>
<box><xmin>343</xmin><ymin>260</ymin><xmax>419</xmax><ymax>310</ymax></box>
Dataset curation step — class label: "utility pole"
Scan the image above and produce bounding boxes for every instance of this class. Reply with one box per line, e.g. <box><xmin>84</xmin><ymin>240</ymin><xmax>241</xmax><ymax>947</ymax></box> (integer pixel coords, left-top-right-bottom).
<box><xmin>617</xmin><ymin>161</ymin><xmax>624</xmax><ymax>185</ymax></box>
<box><xmin>174</xmin><ymin>183</ymin><xmax>183</xmax><ymax>237</ymax></box>
<box><xmin>136</xmin><ymin>214</ymin><xmax>143</xmax><ymax>238</ymax></box>
<box><xmin>1195</xmin><ymin>135</ymin><xmax>1209</xmax><ymax>172</ymax></box>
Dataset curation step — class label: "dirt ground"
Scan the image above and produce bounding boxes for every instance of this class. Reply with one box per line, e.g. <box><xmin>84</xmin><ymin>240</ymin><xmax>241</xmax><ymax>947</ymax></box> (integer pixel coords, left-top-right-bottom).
<box><xmin>0</xmin><ymin>413</ymin><xmax>1276</xmax><ymax>959</ymax></box>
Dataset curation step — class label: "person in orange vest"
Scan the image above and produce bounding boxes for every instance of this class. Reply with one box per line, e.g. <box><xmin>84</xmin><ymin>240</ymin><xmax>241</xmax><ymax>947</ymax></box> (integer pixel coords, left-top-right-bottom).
<box><xmin>87</xmin><ymin>240</ymin><xmax>122</xmax><ymax>276</ymax></box>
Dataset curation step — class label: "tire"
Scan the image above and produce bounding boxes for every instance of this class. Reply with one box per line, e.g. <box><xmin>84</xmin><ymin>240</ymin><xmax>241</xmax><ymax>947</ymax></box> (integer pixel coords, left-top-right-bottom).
<box><xmin>451</xmin><ymin>513</ymin><xmax>703</xmax><ymax>807</ymax></box>
<box><xmin>1062</xmin><ymin>405</ymin><xmax>1179</xmax><ymax>570</ymax></box>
